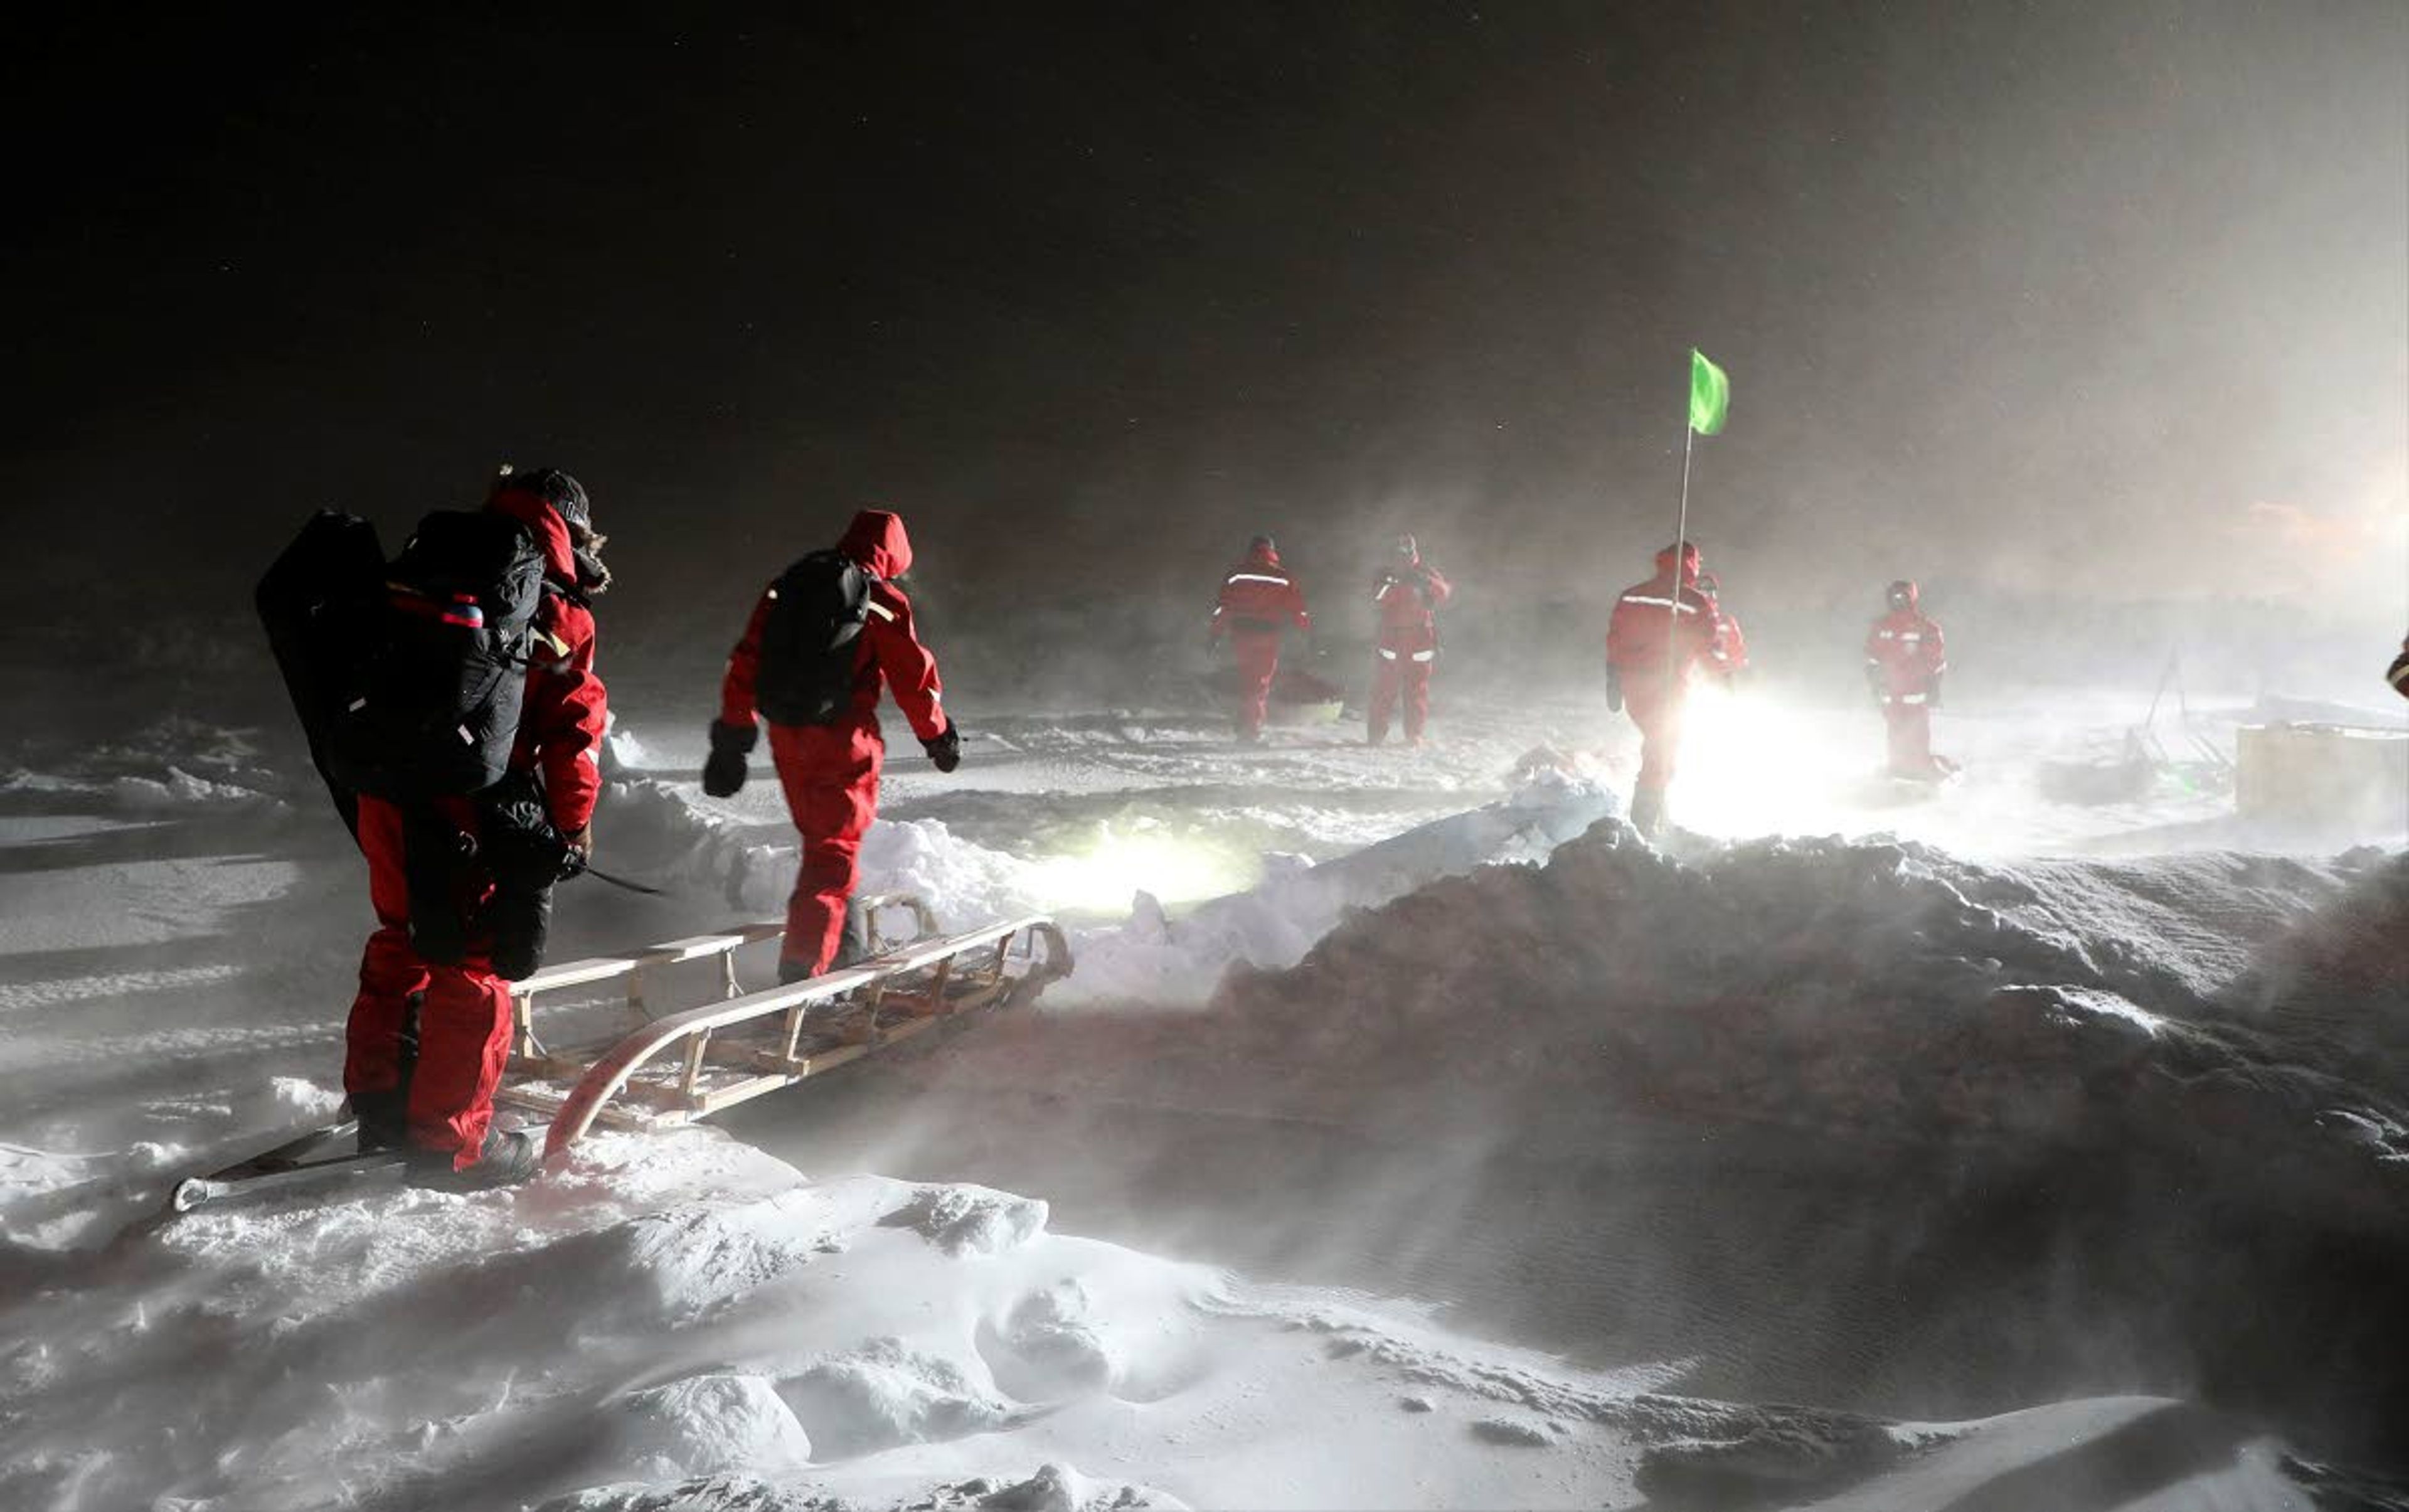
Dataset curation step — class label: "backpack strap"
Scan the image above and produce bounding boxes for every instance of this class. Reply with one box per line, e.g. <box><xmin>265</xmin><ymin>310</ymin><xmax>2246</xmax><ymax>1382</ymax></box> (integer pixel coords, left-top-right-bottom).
<box><xmin>528</xmin><ymin>582</ymin><xmax>582</xmax><ymax>668</ymax></box>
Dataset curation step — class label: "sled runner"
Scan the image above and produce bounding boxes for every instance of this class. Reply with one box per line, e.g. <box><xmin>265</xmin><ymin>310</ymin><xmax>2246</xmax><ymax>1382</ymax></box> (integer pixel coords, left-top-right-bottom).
<box><xmin>168</xmin><ymin>898</ymin><xmax>1070</xmax><ymax>1213</ymax></box>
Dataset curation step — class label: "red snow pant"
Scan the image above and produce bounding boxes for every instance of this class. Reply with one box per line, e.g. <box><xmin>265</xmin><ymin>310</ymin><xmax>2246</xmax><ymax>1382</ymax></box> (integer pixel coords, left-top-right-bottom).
<box><xmin>768</xmin><ymin>718</ymin><xmax>885</xmax><ymax>976</ymax></box>
<box><xmin>1229</xmin><ymin>629</ymin><xmax>1283</xmax><ymax>738</ymax></box>
<box><xmin>343</xmin><ymin>794</ymin><xmax>513</xmax><ymax>1170</ymax></box>
<box><xmin>1622</xmin><ymin>679</ymin><xmax>1688</xmax><ymax>829</ymax></box>
<box><xmin>1368</xmin><ymin>631</ymin><xmax>1437</xmax><ymax>743</ymax></box>
<box><xmin>1883</xmin><ymin>699</ymin><xmax>1935</xmax><ymax>776</ymax></box>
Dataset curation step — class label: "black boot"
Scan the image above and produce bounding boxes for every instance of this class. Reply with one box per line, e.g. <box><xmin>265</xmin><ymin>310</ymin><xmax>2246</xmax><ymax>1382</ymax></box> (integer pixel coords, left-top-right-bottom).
<box><xmin>422</xmin><ymin>1127</ymin><xmax>541</xmax><ymax>1188</ymax></box>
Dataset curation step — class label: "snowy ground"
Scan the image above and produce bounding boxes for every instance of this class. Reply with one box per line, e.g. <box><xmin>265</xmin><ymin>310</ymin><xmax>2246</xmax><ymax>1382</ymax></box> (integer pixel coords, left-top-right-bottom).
<box><xmin>3</xmin><ymin>681</ymin><xmax>2406</xmax><ymax>1509</ymax></box>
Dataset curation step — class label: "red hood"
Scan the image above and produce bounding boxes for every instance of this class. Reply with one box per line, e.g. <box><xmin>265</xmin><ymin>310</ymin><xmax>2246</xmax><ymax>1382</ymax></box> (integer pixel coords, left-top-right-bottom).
<box><xmin>1886</xmin><ymin>578</ymin><xmax>1921</xmax><ymax>610</ymax></box>
<box><xmin>1654</xmin><ymin>541</ymin><xmax>1702</xmax><ymax>587</ymax></box>
<box><xmin>487</xmin><ymin>488</ymin><xmax>578</xmax><ymax>582</ymax></box>
<box><xmin>839</xmin><ymin>509</ymin><xmax>913</xmax><ymax>578</ymax></box>
<box><xmin>1243</xmin><ymin>543</ymin><xmax>1283</xmax><ymax>572</ymax></box>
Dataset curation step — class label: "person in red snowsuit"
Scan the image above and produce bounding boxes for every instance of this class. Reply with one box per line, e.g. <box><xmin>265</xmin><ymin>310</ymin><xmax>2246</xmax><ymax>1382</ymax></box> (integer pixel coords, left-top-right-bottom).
<box><xmin>1698</xmin><ymin>571</ymin><xmax>1748</xmax><ymax>686</ymax></box>
<box><xmin>344</xmin><ymin>468</ymin><xmax>609</xmax><ymax>1183</ymax></box>
<box><xmin>1605</xmin><ymin>541</ymin><xmax>1724</xmax><ymax>837</ymax></box>
<box><xmin>1208</xmin><ymin>535</ymin><xmax>1310</xmax><ymax>742</ymax></box>
<box><xmin>1865</xmin><ymin>579</ymin><xmax>1950</xmax><ymax>779</ymax></box>
<box><xmin>1366</xmin><ymin>533</ymin><xmax>1452</xmax><ymax>747</ymax></box>
<box><xmin>707</xmin><ymin>509</ymin><xmax>960</xmax><ymax>983</ymax></box>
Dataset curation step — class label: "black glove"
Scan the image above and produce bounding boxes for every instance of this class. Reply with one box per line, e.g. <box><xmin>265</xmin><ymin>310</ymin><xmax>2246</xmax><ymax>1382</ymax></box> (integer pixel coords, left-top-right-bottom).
<box><xmin>478</xmin><ymin>771</ymin><xmax>587</xmax><ymax>886</ymax></box>
<box><xmin>1604</xmin><ymin>666</ymin><xmax>1624</xmax><ymax>713</ymax></box>
<box><xmin>923</xmin><ymin>722</ymin><xmax>963</xmax><ymax>773</ymax></box>
<box><xmin>703</xmin><ymin>719</ymin><xmax>756</xmax><ymax>798</ymax></box>
<box><xmin>472</xmin><ymin>771</ymin><xmax>585</xmax><ymax>981</ymax></box>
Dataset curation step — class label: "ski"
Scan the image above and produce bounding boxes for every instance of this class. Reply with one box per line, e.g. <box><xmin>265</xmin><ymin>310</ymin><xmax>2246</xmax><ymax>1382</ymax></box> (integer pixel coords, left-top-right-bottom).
<box><xmin>168</xmin><ymin>1119</ymin><xmax>400</xmax><ymax>1213</ymax></box>
<box><xmin>171</xmin><ymin>1147</ymin><xmax>411</xmax><ymax>1213</ymax></box>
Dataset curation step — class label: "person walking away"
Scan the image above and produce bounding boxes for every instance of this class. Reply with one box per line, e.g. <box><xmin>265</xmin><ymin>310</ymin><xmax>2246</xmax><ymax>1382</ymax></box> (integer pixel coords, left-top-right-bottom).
<box><xmin>1698</xmin><ymin>571</ymin><xmax>1748</xmax><ymax>686</ymax></box>
<box><xmin>1208</xmin><ymin>534</ymin><xmax>1310</xmax><ymax>743</ymax></box>
<box><xmin>703</xmin><ymin>508</ymin><xmax>961</xmax><ymax>983</ymax></box>
<box><xmin>1864</xmin><ymin>578</ymin><xmax>1950</xmax><ymax>780</ymax></box>
<box><xmin>1367</xmin><ymin>533</ymin><xmax>1452</xmax><ymax>747</ymax></box>
<box><xmin>1605</xmin><ymin>541</ymin><xmax>1725</xmax><ymax>838</ymax></box>
<box><xmin>343</xmin><ymin>467</ymin><xmax>609</xmax><ymax>1185</ymax></box>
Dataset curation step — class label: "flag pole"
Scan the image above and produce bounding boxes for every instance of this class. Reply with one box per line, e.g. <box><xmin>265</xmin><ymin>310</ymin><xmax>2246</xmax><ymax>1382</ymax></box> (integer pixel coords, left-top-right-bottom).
<box><xmin>1666</xmin><ymin>412</ymin><xmax>1696</xmax><ymax>694</ymax></box>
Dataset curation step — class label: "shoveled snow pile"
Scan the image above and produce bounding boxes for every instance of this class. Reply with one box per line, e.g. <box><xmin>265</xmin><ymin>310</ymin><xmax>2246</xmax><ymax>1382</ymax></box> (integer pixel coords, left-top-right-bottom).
<box><xmin>603</xmin><ymin>748</ymin><xmax>1617</xmax><ymax>1006</ymax></box>
<box><xmin>604</xmin><ymin>772</ymin><xmax>1048</xmax><ymax>927</ymax></box>
<box><xmin>1029</xmin><ymin>825</ymin><xmax>2405</xmax><ymax>1157</ymax></box>
<box><xmin>1056</xmin><ymin>752</ymin><xmax>1616</xmax><ymax>1005</ymax></box>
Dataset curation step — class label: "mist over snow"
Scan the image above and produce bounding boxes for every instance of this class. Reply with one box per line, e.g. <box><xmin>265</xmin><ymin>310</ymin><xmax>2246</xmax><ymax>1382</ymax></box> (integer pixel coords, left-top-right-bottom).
<box><xmin>5</xmin><ymin>668</ymin><xmax>2406</xmax><ymax>1508</ymax></box>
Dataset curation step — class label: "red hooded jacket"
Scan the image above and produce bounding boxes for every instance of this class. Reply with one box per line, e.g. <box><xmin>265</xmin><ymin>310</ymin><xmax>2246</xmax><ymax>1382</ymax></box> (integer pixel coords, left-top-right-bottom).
<box><xmin>1210</xmin><ymin>541</ymin><xmax>1311</xmax><ymax>638</ymax></box>
<box><xmin>1606</xmin><ymin>543</ymin><xmax>1723</xmax><ymax>691</ymax></box>
<box><xmin>720</xmin><ymin>509</ymin><xmax>950</xmax><ymax>743</ymax></box>
<box><xmin>1866</xmin><ymin>581</ymin><xmax>1947</xmax><ymax>698</ymax></box>
<box><xmin>486</xmin><ymin>487</ymin><xmax>608</xmax><ymax>834</ymax></box>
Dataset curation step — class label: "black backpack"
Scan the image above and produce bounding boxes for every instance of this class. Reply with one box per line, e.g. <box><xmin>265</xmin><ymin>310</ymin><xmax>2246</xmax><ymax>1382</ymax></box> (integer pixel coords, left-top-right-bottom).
<box><xmin>257</xmin><ymin>510</ymin><xmax>387</xmax><ymax>833</ymax></box>
<box><xmin>260</xmin><ymin>509</ymin><xmax>549</xmax><ymax>804</ymax></box>
<box><xmin>755</xmin><ymin>549</ymin><xmax>875</xmax><ymax>726</ymax></box>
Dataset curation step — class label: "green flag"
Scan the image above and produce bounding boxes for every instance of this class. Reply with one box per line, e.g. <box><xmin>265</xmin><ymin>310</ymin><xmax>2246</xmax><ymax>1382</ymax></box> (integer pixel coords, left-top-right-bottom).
<box><xmin>1688</xmin><ymin>348</ymin><xmax>1730</xmax><ymax>436</ymax></box>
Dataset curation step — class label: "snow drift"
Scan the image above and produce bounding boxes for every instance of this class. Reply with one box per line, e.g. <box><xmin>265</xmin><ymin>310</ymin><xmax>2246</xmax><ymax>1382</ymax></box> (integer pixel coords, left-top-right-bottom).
<box><xmin>1</xmin><ymin>1126</ymin><xmax>2064</xmax><ymax>1512</ymax></box>
<box><xmin>898</xmin><ymin>824</ymin><xmax>2409</xmax><ymax>1462</ymax></box>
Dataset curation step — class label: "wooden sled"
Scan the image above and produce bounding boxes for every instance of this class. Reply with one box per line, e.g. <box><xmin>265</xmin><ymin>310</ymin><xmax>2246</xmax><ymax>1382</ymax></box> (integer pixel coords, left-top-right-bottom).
<box><xmin>522</xmin><ymin>907</ymin><xmax>1072</xmax><ymax>1159</ymax></box>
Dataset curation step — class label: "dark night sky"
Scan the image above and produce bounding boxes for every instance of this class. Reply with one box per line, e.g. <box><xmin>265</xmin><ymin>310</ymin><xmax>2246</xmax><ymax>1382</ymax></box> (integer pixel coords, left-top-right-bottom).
<box><xmin>6</xmin><ymin>2</ymin><xmax>2404</xmax><ymax>669</ymax></box>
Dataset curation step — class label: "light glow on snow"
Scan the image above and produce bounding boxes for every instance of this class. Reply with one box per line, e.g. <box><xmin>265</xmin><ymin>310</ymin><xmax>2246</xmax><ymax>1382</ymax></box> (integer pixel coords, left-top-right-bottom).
<box><xmin>1022</xmin><ymin>822</ymin><xmax>1258</xmax><ymax>915</ymax></box>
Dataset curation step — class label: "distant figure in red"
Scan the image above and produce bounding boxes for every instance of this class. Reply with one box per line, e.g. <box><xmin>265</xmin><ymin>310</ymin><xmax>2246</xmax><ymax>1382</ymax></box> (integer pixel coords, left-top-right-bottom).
<box><xmin>346</xmin><ymin>467</ymin><xmax>609</xmax><ymax>1185</ymax></box>
<box><xmin>707</xmin><ymin>509</ymin><xmax>961</xmax><ymax>982</ymax></box>
<box><xmin>1698</xmin><ymin>571</ymin><xmax>1748</xmax><ymax>686</ymax></box>
<box><xmin>1208</xmin><ymin>535</ymin><xmax>1311</xmax><ymax>743</ymax></box>
<box><xmin>1865</xmin><ymin>579</ymin><xmax>1951</xmax><ymax>780</ymax></box>
<box><xmin>1605</xmin><ymin>541</ymin><xmax>1724</xmax><ymax>837</ymax></box>
<box><xmin>1367</xmin><ymin>533</ymin><xmax>1452</xmax><ymax>747</ymax></box>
